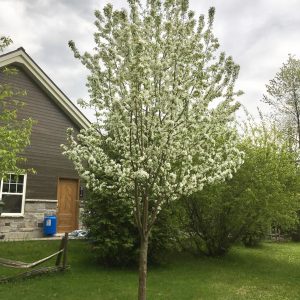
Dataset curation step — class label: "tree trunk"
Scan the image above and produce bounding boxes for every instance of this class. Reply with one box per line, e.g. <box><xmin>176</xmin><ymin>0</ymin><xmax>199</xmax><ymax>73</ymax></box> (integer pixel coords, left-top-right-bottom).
<box><xmin>292</xmin><ymin>85</ymin><xmax>300</xmax><ymax>149</ymax></box>
<box><xmin>138</xmin><ymin>234</ymin><xmax>149</xmax><ymax>300</ymax></box>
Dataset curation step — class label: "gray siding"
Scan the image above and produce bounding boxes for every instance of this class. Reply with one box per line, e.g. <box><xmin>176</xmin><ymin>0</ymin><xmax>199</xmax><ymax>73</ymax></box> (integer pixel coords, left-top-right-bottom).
<box><xmin>0</xmin><ymin>66</ymin><xmax>80</xmax><ymax>200</ymax></box>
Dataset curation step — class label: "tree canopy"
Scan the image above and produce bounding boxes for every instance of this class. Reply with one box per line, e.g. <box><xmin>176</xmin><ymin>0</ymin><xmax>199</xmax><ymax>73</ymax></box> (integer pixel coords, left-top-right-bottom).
<box><xmin>263</xmin><ymin>55</ymin><xmax>300</xmax><ymax>150</ymax></box>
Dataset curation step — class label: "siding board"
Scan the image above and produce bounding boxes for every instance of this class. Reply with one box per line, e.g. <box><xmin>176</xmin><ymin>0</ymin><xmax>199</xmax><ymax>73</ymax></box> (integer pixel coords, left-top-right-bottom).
<box><xmin>0</xmin><ymin>66</ymin><xmax>81</xmax><ymax>200</ymax></box>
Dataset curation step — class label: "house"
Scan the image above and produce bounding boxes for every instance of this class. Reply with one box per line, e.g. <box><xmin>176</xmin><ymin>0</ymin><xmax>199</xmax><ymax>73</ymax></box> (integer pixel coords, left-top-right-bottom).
<box><xmin>0</xmin><ymin>48</ymin><xmax>90</xmax><ymax>240</ymax></box>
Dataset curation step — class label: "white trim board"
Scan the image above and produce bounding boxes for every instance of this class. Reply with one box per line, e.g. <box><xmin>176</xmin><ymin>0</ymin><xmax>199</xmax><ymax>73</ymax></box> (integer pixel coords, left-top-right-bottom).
<box><xmin>26</xmin><ymin>199</ymin><xmax>58</xmax><ymax>203</ymax></box>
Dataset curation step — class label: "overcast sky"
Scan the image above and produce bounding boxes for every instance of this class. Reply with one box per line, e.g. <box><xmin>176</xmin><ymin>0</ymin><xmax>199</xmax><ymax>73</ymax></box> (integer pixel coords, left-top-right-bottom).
<box><xmin>1</xmin><ymin>0</ymin><xmax>300</xmax><ymax>120</ymax></box>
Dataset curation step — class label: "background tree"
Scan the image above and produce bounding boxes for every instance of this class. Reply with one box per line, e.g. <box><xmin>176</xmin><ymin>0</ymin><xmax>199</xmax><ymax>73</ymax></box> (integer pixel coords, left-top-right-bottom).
<box><xmin>179</xmin><ymin>121</ymin><xmax>300</xmax><ymax>256</ymax></box>
<box><xmin>0</xmin><ymin>36</ymin><xmax>34</xmax><ymax>180</ymax></box>
<box><xmin>63</xmin><ymin>1</ymin><xmax>243</xmax><ymax>299</ymax></box>
<box><xmin>263</xmin><ymin>55</ymin><xmax>300</xmax><ymax>150</ymax></box>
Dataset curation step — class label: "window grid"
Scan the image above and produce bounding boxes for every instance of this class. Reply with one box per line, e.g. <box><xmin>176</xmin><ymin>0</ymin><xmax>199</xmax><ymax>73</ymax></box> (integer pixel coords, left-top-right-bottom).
<box><xmin>0</xmin><ymin>173</ymin><xmax>27</xmax><ymax>216</ymax></box>
<box><xmin>2</xmin><ymin>174</ymin><xmax>24</xmax><ymax>195</ymax></box>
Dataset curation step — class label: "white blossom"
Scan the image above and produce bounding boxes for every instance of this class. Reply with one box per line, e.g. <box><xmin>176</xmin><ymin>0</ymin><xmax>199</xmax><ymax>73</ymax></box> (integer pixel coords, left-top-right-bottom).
<box><xmin>134</xmin><ymin>169</ymin><xmax>150</xmax><ymax>180</ymax></box>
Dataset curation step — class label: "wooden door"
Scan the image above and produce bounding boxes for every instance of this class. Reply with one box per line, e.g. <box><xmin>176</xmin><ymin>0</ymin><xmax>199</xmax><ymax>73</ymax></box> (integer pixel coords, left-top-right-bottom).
<box><xmin>57</xmin><ymin>178</ymin><xmax>79</xmax><ymax>233</ymax></box>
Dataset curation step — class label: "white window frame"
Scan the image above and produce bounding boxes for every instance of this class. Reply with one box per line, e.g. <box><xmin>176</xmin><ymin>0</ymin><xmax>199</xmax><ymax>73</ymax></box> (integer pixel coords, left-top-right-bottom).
<box><xmin>0</xmin><ymin>174</ymin><xmax>27</xmax><ymax>217</ymax></box>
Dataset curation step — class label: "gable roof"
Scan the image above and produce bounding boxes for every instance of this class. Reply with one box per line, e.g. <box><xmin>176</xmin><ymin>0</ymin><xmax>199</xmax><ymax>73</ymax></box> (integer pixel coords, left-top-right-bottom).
<box><xmin>0</xmin><ymin>47</ymin><xmax>90</xmax><ymax>129</ymax></box>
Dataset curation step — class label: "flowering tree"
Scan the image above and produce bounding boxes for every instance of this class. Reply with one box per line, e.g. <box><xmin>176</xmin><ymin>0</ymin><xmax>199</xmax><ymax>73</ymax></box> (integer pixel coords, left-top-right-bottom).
<box><xmin>63</xmin><ymin>1</ymin><xmax>243</xmax><ymax>299</ymax></box>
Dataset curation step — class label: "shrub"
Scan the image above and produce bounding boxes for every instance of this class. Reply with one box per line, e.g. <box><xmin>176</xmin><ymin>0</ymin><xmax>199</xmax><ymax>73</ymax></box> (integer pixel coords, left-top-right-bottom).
<box><xmin>83</xmin><ymin>189</ymin><xmax>178</xmax><ymax>266</ymax></box>
<box><xmin>179</xmin><ymin>125</ymin><xmax>300</xmax><ymax>256</ymax></box>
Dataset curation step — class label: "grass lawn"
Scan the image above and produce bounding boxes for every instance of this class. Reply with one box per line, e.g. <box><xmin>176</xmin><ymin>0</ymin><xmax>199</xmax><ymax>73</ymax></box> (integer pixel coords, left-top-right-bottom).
<box><xmin>0</xmin><ymin>240</ymin><xmax>300</xmax><ymax>300</ymax></box>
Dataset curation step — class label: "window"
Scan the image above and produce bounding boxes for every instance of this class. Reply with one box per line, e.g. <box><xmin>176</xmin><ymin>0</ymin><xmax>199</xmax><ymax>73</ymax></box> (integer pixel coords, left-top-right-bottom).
<box><xmin>0</xmin><ymin>174</ymin><xmax>27</xmax><ymax>216</ymax></box>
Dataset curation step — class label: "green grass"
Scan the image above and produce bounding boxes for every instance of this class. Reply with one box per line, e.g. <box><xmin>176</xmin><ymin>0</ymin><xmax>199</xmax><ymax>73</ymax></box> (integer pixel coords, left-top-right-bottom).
<box><xmin>0</xmin><ymin>240</ymin><xmax>300</xmax><ymax>299</ymax></box>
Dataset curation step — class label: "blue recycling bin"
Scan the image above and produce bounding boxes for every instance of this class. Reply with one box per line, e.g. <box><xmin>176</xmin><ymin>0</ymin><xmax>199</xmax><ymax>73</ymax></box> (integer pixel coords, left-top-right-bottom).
<box><xmin>43</xmin><ymin>215</ymin><xmax>57</xmax><ymax>236</ymax></box>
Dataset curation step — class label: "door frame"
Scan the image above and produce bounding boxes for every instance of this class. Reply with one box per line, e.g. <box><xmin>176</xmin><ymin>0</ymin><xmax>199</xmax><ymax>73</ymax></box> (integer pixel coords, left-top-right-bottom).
<box><xmin>56</xmin><ymin>177</ymin><xmax>80</xmax><ymax>232</ymax></box>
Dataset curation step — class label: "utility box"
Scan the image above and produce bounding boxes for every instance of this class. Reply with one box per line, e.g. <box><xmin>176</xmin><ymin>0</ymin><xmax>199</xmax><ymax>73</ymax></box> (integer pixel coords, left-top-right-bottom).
<box><xmin>43</xmin><ymin>215</ymin><xmax>57</xmax><ymax>236</ymax></box>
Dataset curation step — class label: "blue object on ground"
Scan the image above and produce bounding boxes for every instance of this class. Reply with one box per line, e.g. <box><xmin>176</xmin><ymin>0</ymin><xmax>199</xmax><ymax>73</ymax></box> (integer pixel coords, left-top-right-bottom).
<box><xmin>43</xmin><ymin>215</ymin><xmax>57</xmax><ymax>236</ymax></box>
